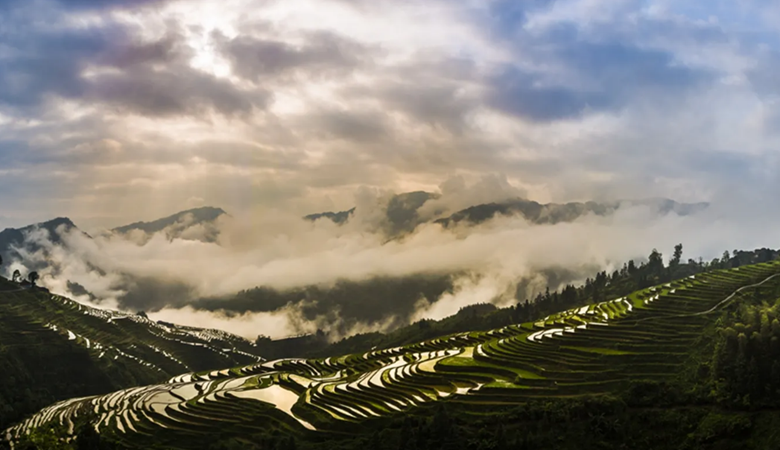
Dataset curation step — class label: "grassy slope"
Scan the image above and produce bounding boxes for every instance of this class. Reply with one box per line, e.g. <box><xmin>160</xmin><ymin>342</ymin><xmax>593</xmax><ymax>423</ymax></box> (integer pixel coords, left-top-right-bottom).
<box><xmin>0</xmin><ymin>281</ymin><xmax>264</xmax><ymax>429</ymax></box>
<box><xmin>10</xmin><ymin>260</ymin><xmax>780</xmax><ymax>449</ymax></box>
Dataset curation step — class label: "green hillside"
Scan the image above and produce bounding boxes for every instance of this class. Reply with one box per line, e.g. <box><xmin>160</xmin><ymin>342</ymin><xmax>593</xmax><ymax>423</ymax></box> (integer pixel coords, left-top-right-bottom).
<box><xmin>0</xmin><ymin>281</ymin><xmax>263</xmax><ymax>430</ymax></box>
<box><xmin>8</xmin><ymin>259</ymin><xmax>780</xmax><ymax>449</ymax></box>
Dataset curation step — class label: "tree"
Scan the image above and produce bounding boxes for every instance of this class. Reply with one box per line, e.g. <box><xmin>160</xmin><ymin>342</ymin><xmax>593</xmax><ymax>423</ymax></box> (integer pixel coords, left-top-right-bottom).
<box><xmin>27</xmin><ymin>272</ymin><xmax>39</xmax><ymax>286</ymax></box>
<box><xmin>12</xmin><ymin>270</ymin><xmax>20</xmax><ymax>283</ymax></box>
<box><xmin>671</xmin><ymin>243</ymin><xmax>683</xmax><ymax>266</ymax></box>
<box><xmin>648</xmin><ymin>249</ymin><xmax>664</xmax><ymax>274</ymax></box>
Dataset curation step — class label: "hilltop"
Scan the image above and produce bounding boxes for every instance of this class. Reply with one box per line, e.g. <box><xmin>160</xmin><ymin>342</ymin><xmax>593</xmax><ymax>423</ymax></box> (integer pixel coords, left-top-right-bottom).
<box><xmin>0</xmin><ymin>206</ymin><xmax>228</xmax><ymax>267</ymax></box>
<box><xmin>112</xmin><ymin>206</ymin><xmax>227</xmax><ymax>242</ymax></box>
<box><xmin>0</xmin><ymin>218</ymin><xmax>82</xmax><ymax>272</ymax></box>
<box><xmin>435</xmin><ymin>197</ymin><xmax>709</xmax><ymax>227</ymax></box>
<box><xmin>8</xmin><ymin>256</ymin><xmax>780</xmax><ymax>449</ymax></box>
<box><xmin>304</xmin><ymin>191</ymin><xmax>438</xmax><ymax>235</ymax></box>
<box><xmin>0</xmin><ymin>280</ymin><xmax>263</xmax><ymax>430</ymax></box>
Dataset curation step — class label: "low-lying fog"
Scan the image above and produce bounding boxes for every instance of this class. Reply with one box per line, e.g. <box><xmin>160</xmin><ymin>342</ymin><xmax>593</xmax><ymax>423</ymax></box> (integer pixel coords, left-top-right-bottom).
<box><xmin>7</xmin><ymin>183</ymin><xmax>778</xmax><ymax>341</ymax></box>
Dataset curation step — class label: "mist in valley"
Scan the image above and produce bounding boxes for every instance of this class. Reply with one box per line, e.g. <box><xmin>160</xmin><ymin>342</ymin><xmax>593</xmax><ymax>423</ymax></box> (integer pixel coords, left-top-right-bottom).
<box><xmin>5</xmin><ymin>179</ymin><xmax>777</xmax><ymax>341</ymax></box>
<box><xmin>0</xmin><ymin>0</ymin><xmax>778</xmax><ymax>343</ymax></box>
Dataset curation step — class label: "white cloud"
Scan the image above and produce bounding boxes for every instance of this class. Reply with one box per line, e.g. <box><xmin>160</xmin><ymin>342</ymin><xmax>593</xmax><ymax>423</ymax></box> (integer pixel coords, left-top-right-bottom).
<box><xmin>2</xmin><ymin>0</ymin><xmax>780</xmax><ymax>339</ymax></box>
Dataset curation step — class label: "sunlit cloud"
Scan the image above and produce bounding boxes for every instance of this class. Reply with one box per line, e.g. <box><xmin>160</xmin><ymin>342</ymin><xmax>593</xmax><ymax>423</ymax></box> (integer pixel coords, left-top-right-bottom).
<box><xmin>2</xmin><ymin>0</ymin><xmax>780</xmax><ymax>336</ymax></box>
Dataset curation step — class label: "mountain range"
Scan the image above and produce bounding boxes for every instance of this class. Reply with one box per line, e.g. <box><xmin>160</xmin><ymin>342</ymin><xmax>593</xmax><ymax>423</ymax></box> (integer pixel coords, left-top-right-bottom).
<box><xmin>304</xmin><ymin>192</ymin><xmax>709</xmax><ymax>233</ymax></box>
<box><xmin>112</xmin><ymin>206</ymin><xmax>227</xmax><ymax>243</ymax></box>
<box><xmin>0</xmin><ymin>207</ymin><xmax>228</xmax><ymax>270</ymax></box>
<box><xmin>4</xmin><ymin>251</ymin><xmax>780</xmax><ymax>449</ymax></box>
<box><xmin>0</xmin><ymin>195</ymin><xmax>712</xmax><ymax>337</ymax></box>
<box><xmin>0</xmin><ymin>194</ymin><xmax>706</xmax><ymax>270</ymax></box>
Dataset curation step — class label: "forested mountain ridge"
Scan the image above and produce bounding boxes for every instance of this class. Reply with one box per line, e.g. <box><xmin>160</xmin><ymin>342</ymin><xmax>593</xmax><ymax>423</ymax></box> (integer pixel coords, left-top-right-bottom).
<box><xmin>304</xmin><ymin>193</ymin><xmax>708</xmax><ymax>230</ymax></box>
<box><xmin>434</xmin><ymin>197</ymin><xmax>709</xmax><ymax>227</ymax></box>
<box><xmin>111</xmin><ymin>207</ymin><xmax>226</xmax><ymax>242</ymax></box>
<box><xmin>0</xmin><ymin>207</ymin><xmax>227</xmax><ymax>276</ymax></box>
<box><xmin>0</xmin><ymin>279</ymin><xmax>263</xmax><ymax>431</ymax></box>
<box><xmin>252</xmin><ymin>247</ymin><xmax>778</xmax><ymax>359</ymax></box>
<box><xmin>8</xmin><ymin>253</ymin><xmax>780</xmax><ymax>450</ymax></box>
<box><xmin>0</xmin><ymin>218</ymin><xmax>83</xmax><ymax>273</ymax></box>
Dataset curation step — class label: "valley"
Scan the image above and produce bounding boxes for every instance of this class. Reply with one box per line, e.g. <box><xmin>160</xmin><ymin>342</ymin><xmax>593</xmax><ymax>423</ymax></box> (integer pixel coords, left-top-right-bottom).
<box><xmin>0</xmin><ymin>278</ymin><xmax>263</xmax><ymax>431</ymax></box>
<box><xmin>7</xmin><ymin>258</ymin><xmax>780</xmax><ymax>449</ymax></box>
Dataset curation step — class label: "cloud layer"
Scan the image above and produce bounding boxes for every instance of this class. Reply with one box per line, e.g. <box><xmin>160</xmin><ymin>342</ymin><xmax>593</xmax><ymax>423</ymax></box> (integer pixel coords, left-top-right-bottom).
<box><xmin>11</xmin><ymin>192</ymin><xmax>780</xmax><ymax>340</ymax></box>
<box><xmin>2</xmin><ymin>0</ymin><xmax>780</xmax><ymax>338</ymax></box>
<box><xmin>0</xmin><ymin>0</ymin><xmax>778</xmax><ymax>229</ymax></box>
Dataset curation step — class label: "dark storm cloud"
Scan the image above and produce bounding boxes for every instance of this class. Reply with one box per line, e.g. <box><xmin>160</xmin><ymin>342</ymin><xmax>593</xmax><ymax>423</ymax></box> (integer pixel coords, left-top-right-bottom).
<box><xmin>471</xmin><ymin>1</ymin><xmax>725</xmax><ymax>122</ymax></box>
<box><xmin>0</xmin><ymin>23</ymin><xmax>120</xmax><ymax>110</ymax></box>
<box><xmin>97</xmin><ymin>33</ymin><xmax>183</xmax><ymax>69</ymax></box>
<box><xmin>0</xmin><ymin>6</ymin><xmax>262</xmax><ymax>118</ymax></box>
<box><xmin>308</xmin><ymin>109</ymin><xmax>390</xmax><ymax>143</ymax></box>
<box><xmin>0</xmin><ymin>0</ymin><xmax>777</xmax><ymax>233</ymax></box>
<box><xmin>0</xmin><ymin>0</ymin><xmax>169</xmax><ymax>11</ymax></box>
<box><xmin>486</xmin><ymin>38</ymin><xmax>712</xmax><ymax>121</ymax></box>
<box><xmin>88</xmin><ymin>67</ymin><xmax>262</xmax><ymax>117</ymax></box>
<box><xmin>216</xmin><ymin>31</ymin><xmax>372</xmax><ymax>82</ymax></box>
<box><xmin>483</xmin><ymin>0</ymin><xmax>555</xmax><ymax>37</ymax></box>
<box><xmin>378</xmin><ymin>82</ymin><xmax>476</xmax><ymax>132</ymax></box>
<box><xmin>56</xmin><ymin>0</ymin><xmax>168</xmax><ymax>9</ymax></box>
<box><xmin>486</xmin><ymin>67</ymin><xmax>605</xmax><ymax>121</ymax></box>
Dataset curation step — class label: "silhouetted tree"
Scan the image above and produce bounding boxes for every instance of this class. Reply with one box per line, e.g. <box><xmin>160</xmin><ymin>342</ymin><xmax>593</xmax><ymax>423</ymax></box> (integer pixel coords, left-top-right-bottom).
<box><xmin>27</xmin><ymin>272</ymin><xmax>39</xmax><ymax>286</ymax></box>
<box><xmin>12</xmin><ymin>270</ymin><xmax>20</xmax><ymax>283</ymax></box>
<box><xmin>647</xmin><ymin>249</ymin><xmax>664</xmax><ymax>275</ymax></box>
<box><xmin>671</xmin><ymin>243</ymin><xmax>683</xmax><ymax>266</ymax></box>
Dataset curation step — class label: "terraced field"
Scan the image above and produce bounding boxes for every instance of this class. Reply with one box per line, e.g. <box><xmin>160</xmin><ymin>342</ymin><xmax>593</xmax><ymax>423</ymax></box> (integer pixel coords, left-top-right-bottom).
<box><xmin>0</xmin><ymin>283</ymin><xmax>264</xmax><ymax>380</ymax></box>
<box><xmin>7</xmin><ymin>260</ymin><xmax>780</xmax><ymax>448</ymax></box>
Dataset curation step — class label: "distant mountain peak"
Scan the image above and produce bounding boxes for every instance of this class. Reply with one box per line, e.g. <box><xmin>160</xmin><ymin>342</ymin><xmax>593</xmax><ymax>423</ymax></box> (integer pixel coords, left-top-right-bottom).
<box><xmin>435</xmin><ymin>197</ymin><xmax>709</xmax><ymax>227</ymax></box>
<box><xmin>0</xmin><ymin>217</ymin><xmax>84</xmax><ymax>274</ymax></box>
<box><xmin>304</xmin><ymin>208</ymin><xmax>355</xmax><ymax>224</ymax></box>
<box><xmin>303</xmin><ymin>191</ymin><xmax>438</xmax><ymax>235</ymax></box>
<box><xmin>113</xmin><ymin>206</ymin><xmax>226</xmax><ymax>233</ymax></box>
<box><xmin>112</xmin><ymin>206</ymin><xmax>227</xmax><ymax>243</ymax></box>
<box><xmin>0</xmin><ymin>216</ymin><xmax>77</xmax><ymax>234</ymax></box>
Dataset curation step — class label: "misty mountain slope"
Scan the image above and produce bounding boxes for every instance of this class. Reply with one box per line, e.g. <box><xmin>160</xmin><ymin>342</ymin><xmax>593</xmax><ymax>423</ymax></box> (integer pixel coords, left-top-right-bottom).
<box><xmin>0</xmin><ymin>281</ymin><xmax>263</xmax><ymax>429</ymax></box>
<box><xmin>195</xmin><ymin>274</ymin><xmax>455</xmax><ymax>335</ymax></box>
<box><xmin>385</xmin><ymin>190</ymin><xmax>440</xmax><ymax>234</ymax></box>
<box><xmin>8</xmin><ymin>259</ymin><xmax>780</xmax><ymax>449</ymax></box>
<box><xmin>0</xmin><ymin>198</ymin><xmax>713</xmax><ymax>345</ymax></box>
<box><xmin>0</xmin><ymin>217</ymin><xmax>83</xmax><ymax>271</ymax></box>
<box><xmin>303</xmin><ymin>192</ymin><xmax>708</xmax><ymax>233</ymax></box>
<box><xmin>0</xmin><ymin>210</ymin><xmax>227</xmax><ymax>312</ymax></box>
<box><xmin>258</xmin><ymin>248</ymin><xmax>778</xmax><ymax>359</ymax></box>
<box><xmin>303</xmin><ymin>208</ymin><xmax>355</xmax><ymax>224</ymax></box>
<box><xmin>304</xmin><ymin>191</ymin><xmax>438</xmax><ymax>234</ymax></box>
<box><xmin>435</xmin><ymin>197</ymin><xmax>709</xmax><ymax>227</ymax></box>
<box><xmin>0</xmin><ymin>207</ymin><xmax>226</xmax><ymax>276</ymax></box>
<box><xmin>112</xmin><ymin>206</ymin><xmax>227</xmax><ymax>242</ymax></box>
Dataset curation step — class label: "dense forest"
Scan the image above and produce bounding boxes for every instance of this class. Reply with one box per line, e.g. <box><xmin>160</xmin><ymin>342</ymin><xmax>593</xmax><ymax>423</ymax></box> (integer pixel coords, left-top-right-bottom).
<box><xmin>276</xmin><ymin>247</ymin><xmax>779</xmax><ymax>359</ymax></box>
<box><xmin>7</xmin><ymin>246</ymin><xmax>780</xmax><ymax>450</ymax></box>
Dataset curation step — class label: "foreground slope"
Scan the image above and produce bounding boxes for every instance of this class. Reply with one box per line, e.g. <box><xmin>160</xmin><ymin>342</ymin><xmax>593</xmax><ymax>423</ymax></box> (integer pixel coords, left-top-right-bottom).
<box><xmin>0</xmin><ymin>281</ymin><xmax>263</xmax><ymax>429</ymax></box>
<box><xmin>8</xmin><ymin>260</ymin><xmax>780</xmax><ymax>448</ymax></box>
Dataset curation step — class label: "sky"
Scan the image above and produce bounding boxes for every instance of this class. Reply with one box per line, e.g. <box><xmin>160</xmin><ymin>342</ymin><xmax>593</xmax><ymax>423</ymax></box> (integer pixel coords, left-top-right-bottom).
<box><xmin>1</xmin><ymin>0</ymin><xmax>780</xmax><ymax>230</ymax></box>
<box><xmin>4</xmin><ymin>0</ymin><xmax>780</xmax><ymax>339</ymax></box>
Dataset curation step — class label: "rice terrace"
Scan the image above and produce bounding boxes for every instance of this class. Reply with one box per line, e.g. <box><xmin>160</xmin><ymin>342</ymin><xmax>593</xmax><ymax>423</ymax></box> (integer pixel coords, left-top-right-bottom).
<box><xmin>4</xmin><ymin>0</ymin><xmax>780</xmax><ymax>448</ymax></box>
<box><xmin>7</xmin><ymin>259</ymin><xmax>780</xmax><ymax>449</ymax></box>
